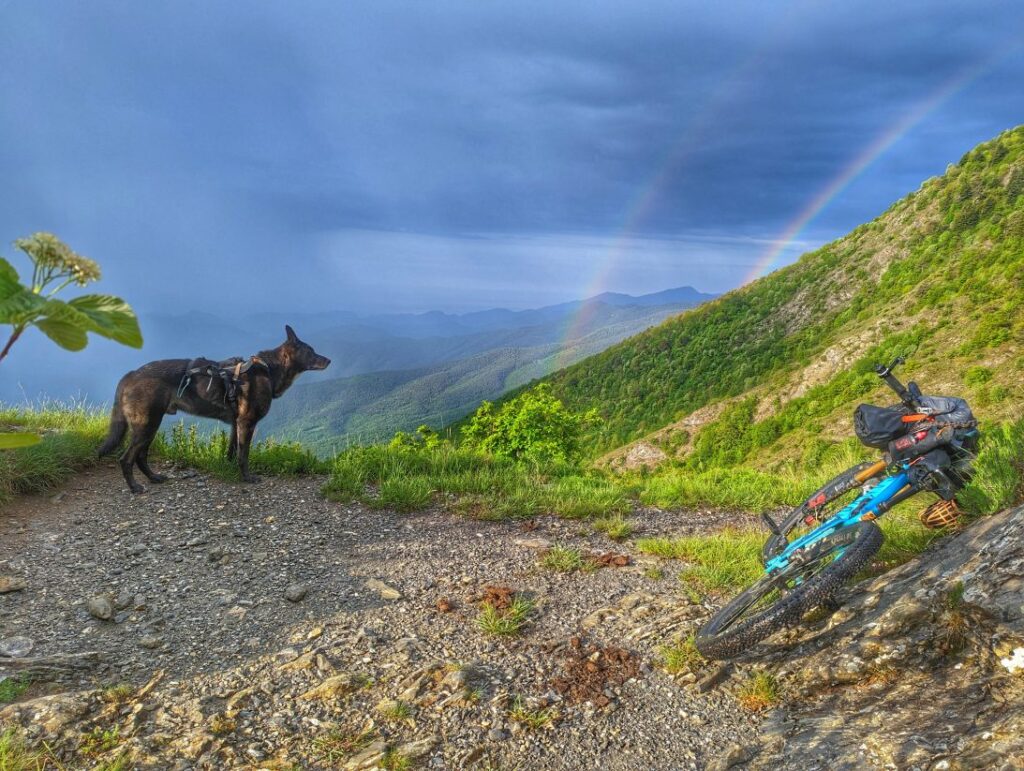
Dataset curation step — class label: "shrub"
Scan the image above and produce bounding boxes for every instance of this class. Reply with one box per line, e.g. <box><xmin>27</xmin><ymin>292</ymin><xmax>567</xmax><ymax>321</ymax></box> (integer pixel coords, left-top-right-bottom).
<box><xmin>462</xmin><ymin>384</ymin><xmax>599</xmax><ymax>464</ymax></box>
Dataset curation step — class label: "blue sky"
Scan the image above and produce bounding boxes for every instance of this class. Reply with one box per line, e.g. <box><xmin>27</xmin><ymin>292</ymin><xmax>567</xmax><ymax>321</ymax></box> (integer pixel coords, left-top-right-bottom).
<box><xmin>1</xmin><ymin>1</ymin><xmax>1022</xmax><ymax>314</ymax></box>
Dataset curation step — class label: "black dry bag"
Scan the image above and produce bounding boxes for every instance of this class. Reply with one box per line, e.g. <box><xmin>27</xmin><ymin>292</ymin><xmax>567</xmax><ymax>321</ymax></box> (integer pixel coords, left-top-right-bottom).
<box><xmin>853</xmin><ymin>403</ymin><xmax>908</xmax><ymax>450</ymax></box>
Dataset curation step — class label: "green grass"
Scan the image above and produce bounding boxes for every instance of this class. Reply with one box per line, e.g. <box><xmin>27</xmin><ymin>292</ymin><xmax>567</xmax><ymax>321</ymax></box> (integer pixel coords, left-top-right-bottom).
<box><xmin>659</xmin><ymin>634</ymin><xmax>703</xmax><ymax>675</ymax></box>
<box><xmin>538</xmin><ymin>545</ymin><xmax>594</xmax><ymax>573</ymax></box>
<box><xmin>0</xmin><ymin>727</ymin><xmax>56</xmax><ymax>771</ymax></box>
<box><xmin>475</xmin><ymin>596</ymin><xmax>535</xmax><ymax>636</ymax></box>
<box><xmin>637</xmin><ymin>529</ymin><xmax>765</xmax><ymax>591</ymax></box>
<box><xmin>377</xmin><ymin>700</ymin><xmax>414</xmax><ymax>722</ymax></box>
<box><xmin>323</xmin><ymin>444</ymin><xmax>631</xmax><ymax>521</ymax></box>
<box><xmin>381</xmin><ymin>748</ymin><xmax>412</xmax><ymax>771</ymax></box>
<box><xmin>0</xmin><ymin>402</ymin><xmax>108</xmax><ymax>503</ymax></box>
<box><xmin>0</xmin><ymin>674</ymin><xmax>33</xmax><ymax>704</ymax></box>
<box><xmin>99</xmin><ymin>683</ymin><xmax>135</xmax><ymax>704</ymax></box>
<box><xmin>79</xmin><ymin>726</ymin><xmax>121</xmax><ymax>757</ymax></box>
<box><xmin>508</xmin><ymin>696</ymin><xmax>558</xmax><ymax>729</ymax></box>
<box><xmin>0</xmin><ymin>406</ymin><xmax>327</xmax><ymax>505</ymax></box>
<box><xmin>958</xmin><ymin>417</ymin><xmax>1024</xmax><ymax>516</ymax></box>
<box><xmin>592</xmin><ymin>514</ymin><xmax>632</xmax><ymax>541</ymax></box>
<box><xmin>157</xmin><ymin>422</ymin><xmax>327</xmax><ymax>480</ymax></box>
<box><xmin>737</xmin><ymin>672</ymin><xmax>780</xmax><ymax>712</ymax></box>
<box><xmin>312</xmin><ymin>729</ymin><xmax>375</xmax><ymax>764</ymax></box>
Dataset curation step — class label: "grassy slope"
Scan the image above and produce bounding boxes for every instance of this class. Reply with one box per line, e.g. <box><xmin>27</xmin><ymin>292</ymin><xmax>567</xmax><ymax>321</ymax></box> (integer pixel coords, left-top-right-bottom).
<box><xmin>506</xmin><ymin>127</ymin><xmax>1024</xmax><ymax>461</ymax></box>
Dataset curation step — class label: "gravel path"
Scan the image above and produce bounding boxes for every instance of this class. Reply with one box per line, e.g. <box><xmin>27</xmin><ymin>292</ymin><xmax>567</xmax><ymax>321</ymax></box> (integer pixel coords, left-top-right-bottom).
<box><xmin>1</xmin><ymin>462</ymin><xmax>763</xmax><ymax>770</ymax></box>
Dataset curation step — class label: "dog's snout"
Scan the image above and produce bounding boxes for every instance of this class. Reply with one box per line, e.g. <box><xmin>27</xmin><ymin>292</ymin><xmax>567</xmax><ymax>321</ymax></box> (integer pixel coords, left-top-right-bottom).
<box><xmin>317</xmin><ymin>356</ymin><xmax>331</xmax><ymax>370</ymax></box>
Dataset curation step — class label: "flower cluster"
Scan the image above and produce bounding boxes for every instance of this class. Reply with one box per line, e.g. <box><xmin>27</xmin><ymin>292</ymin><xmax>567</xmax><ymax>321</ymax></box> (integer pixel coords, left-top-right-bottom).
<box><xmin>15</xmin><ymin>232</ymin><xmax>101</xmax><ymax>286</ymax></box>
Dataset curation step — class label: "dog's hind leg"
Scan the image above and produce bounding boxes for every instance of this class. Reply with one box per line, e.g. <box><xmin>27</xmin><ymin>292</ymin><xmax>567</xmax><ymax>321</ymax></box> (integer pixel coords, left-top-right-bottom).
<box><xmin>227</xmin><ymin>424</ymin><xmax>238</xmax><ymax>460</ymax></box>
<box><xmin>136</xmin><ymin>437</ymin><xmax>168</xmax><ymax>484</ymax></box>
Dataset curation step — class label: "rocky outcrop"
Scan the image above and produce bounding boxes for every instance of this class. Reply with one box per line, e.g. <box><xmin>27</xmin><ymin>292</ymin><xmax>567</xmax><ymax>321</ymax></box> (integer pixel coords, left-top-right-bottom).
<box><xmin>745</xmin><ymin>505</ymin><xmax>1024</xmax><ymax>770</ymax></box>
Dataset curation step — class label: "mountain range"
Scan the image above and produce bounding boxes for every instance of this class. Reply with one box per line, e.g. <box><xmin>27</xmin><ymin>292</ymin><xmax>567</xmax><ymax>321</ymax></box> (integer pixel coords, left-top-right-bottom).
<box><xmin>0</xmin><ymin>285</ymin><xmax>715</xmax><ymax>448</ymax></box>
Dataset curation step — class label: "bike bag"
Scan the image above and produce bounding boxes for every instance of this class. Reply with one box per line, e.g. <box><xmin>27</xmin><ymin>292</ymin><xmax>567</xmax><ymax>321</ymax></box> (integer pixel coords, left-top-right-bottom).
<box><xmin>887</xmin><ymin>424</ymin><xmax>956</xmax><ymax>463</ymax></box>
<box><xmin>853</xmin><ymin>403</ymin><xmax>909</xmax><ymax>449</ymax></box>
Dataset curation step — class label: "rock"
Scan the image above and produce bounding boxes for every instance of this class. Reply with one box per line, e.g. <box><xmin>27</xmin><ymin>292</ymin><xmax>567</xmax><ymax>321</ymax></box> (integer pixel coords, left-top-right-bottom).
<box><xmin>87</xmin><ymin>595</ymin><xmax>114</xmax><ymax>621</ymax></box>
<box><xmin>708</xmin><ymin>742</ymin><xmax>757</xmax><ymax>771</ymax></box>
<box><xmin>697</xmin><ymin>663</ymin><xmax>731</xmax><ymax>692</ymax></box>
<box><xmin>398</xmin><ymin>735</ymin><xmax>438</xmax><ymax>759</ymax></box>
<box><xmin>365</xmin><ymin>578</ymin><xmax>402</xmax><ymax>600</ymax></box>
<box><xmin>513</xmin><ymin>537</ymin><xmax>552</xmax><ymax>550</ymax></box>
<box><xmin>299</xmin><ymin>673</ymin><xmax>357</xmax><ymax>701</ymax></box>
<box><xmin>0</xmin><ymin>636</ymin><xmax>33</xmax><ymax>658</ymax></box>
<box><xmin>0</xmin><ymin>576</ymin><xmax>27</xmax><ymax>594</ymax></box>
<box><xmin>139</xmin><ymin>634</ymin><xmax>164</xmax><ymax>650</ymax></box>
<box><xmin>487</xmin><ymin>728</ymin><xmax>508</xmax><ymax>741</ymax></box>
<box><xmin>284</xmin><ymin>582</ymin><xmax>309</xmax><ymax>602</ymax></box>
<box><xmin>460</xmin><ymin>746</ymin><xmax>486</xmax><ymax>766</ymax></box>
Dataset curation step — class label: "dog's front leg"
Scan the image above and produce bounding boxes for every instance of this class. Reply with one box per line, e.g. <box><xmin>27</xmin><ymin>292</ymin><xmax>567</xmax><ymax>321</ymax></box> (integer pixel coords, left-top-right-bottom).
<box><xmin>235</xmin><ymin>418</ymin><xmax>260</xmax><ymax>483</ymax></box>
<box><xmin>227</xmin><ymin>424</ymin><xmax>238</xmax><ymax>460</ymax></box>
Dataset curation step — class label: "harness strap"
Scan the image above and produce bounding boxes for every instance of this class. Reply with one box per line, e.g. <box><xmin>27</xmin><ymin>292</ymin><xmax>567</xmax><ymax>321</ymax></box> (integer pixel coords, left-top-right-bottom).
<box><xmin>176</xmin><ymin>355</ymin><xmax>269</xmax><ymax>403</ymax></box>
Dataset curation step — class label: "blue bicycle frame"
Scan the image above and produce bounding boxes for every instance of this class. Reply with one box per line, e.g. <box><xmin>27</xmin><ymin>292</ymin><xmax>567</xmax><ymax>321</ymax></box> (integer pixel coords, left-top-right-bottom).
<box><xmin>764</xmin><ymin>467</ymin><xmax>912</xmax><ymax>574</ymax></box>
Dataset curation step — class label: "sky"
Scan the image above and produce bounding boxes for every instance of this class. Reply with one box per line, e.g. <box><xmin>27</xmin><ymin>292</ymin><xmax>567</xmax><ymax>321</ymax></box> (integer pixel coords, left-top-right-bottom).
<box><xmin>1</xmin><ymin>1</ymin><xmax>1023</xmax><ymax>315</ymax></box>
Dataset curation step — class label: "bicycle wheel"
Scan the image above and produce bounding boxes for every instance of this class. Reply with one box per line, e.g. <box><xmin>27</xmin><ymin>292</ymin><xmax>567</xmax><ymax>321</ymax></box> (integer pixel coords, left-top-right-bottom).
<box><xmin>695</xmin><ymin>520</ymin><xmax>883</xmax><ymax>661</ymax></box>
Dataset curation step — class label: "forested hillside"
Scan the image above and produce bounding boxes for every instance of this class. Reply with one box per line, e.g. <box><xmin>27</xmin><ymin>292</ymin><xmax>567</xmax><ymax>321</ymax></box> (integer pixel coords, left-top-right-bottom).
<box><xmin>513</xmin><ymin>127</ymin><xmax>1024</xmax><ymax>465</ymax></box>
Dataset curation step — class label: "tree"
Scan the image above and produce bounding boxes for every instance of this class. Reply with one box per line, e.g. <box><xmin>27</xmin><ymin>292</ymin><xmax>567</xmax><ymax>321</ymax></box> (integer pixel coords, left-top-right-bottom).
<box><xmin>0</xmin><ymin>232</ymin><xmax>142</xmax><ymax>363</ymax></box>
<box><xmin>463</xmin><ymin>384</ymin><xmax>600</xmax><ymax>464</ymax></box>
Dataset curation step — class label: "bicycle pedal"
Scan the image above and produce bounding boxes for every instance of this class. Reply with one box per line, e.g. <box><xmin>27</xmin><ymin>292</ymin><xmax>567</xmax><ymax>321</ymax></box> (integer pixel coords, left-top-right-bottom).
<box><xmin>761</xmin><ymin>512</ymin><xmax>781</xmax><ymax>535</ymax></box>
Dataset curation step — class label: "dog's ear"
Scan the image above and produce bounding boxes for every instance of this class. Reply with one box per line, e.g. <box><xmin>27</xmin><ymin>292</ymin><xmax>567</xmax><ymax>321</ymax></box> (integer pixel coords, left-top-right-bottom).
<box><xmin>285</xmin><ymin>325</ymin><xmax>298</xmax><ymax>343</ymax></box>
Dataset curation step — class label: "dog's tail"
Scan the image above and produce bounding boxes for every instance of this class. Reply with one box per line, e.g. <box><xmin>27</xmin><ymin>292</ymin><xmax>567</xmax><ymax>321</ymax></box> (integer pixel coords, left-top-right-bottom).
<box><xmin>98</xmin><ymin>386</ymin><xmax>128</xmax><ymax>457</ymax></box>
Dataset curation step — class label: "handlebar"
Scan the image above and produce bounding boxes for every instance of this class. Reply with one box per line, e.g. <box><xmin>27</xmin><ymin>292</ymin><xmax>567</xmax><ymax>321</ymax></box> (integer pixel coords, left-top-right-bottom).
<box><xmin>873</xmin><ymin>356</ymin><xmax>922</xmax><ymax>411</ymax></box>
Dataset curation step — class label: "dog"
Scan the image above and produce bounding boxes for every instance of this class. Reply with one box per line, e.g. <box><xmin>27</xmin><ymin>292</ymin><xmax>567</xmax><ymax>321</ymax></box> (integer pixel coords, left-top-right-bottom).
<box><xmin>99</xmin><ymin>325</ymin><xmax>330</xmax><ymax>493</ymax></box>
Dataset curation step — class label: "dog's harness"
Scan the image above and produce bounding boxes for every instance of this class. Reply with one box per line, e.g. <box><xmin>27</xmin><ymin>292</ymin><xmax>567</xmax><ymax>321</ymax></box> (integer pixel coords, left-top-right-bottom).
<box><xmin>176</xmin><ymin>356</ymin><xmax>269</xmax><ymax>403</ymax></box>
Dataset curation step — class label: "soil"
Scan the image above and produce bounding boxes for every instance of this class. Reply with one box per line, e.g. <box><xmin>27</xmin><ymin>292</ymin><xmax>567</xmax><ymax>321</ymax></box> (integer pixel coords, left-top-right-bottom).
<box><xmin>0</xmin><ymin>462</ymin><xmax>763</xmax><ymax>770</ymax></box>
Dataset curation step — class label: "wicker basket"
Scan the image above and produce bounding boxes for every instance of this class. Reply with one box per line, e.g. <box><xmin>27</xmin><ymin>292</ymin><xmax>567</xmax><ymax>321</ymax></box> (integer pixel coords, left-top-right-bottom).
<box><xmin>919</xmin><ymin>499</ymin><xmax>962</xmax><ymax>530</ymax></box>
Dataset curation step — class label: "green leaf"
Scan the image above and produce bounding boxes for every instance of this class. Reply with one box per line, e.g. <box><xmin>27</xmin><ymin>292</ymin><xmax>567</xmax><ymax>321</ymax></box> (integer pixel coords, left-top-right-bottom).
<box><xmin>0</xmin><ymin>257</ymin><xmax>20</xmax><ymax>297</ymax></box>
<box><xmin>0</xmin><ymin>287</ymin><xmax>44</xmax><ymax>324</ymax></box>
<box><xmin>67</xmin><ymin>294</ymin><xmax>143</xmax><ymax>348</ymax></box>
<box><xmin>34</xmin><ymin>317</ymin><xmax>89</xmax><ymax>351</ymax></box>
<box><xmin>0</xmin><ymin>432</ymin><xmax>42</xmax><ymax>449</ymax></box>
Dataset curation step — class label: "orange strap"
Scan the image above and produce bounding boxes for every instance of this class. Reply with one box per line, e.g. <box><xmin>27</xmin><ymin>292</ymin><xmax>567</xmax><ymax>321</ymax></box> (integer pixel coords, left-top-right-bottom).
<box><xmin>901</xmin><ymin>413</ymin><xmax>932</xmax><ymax>423</ymax></box>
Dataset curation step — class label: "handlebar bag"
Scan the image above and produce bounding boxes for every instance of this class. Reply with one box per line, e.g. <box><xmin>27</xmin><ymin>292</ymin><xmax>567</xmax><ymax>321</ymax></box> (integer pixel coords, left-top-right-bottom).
<box><xmin>854</xmin><ymin>403</ymin><xmax>908</xmax><ymax>449</ymax></box>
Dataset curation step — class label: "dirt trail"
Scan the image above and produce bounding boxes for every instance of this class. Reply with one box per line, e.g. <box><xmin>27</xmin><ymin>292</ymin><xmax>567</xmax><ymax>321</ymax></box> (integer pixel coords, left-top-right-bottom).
<box><xmin>0</xmin><ymin>463</ymin><xmax>761</xmax><ymax>770</ymax></box>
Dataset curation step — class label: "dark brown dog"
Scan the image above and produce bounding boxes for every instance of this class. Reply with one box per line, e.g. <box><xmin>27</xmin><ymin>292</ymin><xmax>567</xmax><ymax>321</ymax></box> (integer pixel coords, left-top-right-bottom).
<box><xmin>99</xmin><ymin>326</ymin><xmax>330</xmax><ymax>493</ymax></box>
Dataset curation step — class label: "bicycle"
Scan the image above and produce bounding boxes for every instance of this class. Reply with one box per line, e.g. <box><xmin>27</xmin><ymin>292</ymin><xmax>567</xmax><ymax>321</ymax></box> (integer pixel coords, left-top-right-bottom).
<box><xmin>694</xmin><ymin>357</ymin><xmax>978</xmax><ymax>661</ymax></box>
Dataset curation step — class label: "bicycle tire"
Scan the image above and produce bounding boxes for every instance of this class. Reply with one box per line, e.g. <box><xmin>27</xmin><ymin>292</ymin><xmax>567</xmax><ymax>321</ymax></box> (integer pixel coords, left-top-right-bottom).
<box><xmin>695</xmin><ymin>520</ymin><xmax>883</xmax><ymax>660</ymax></box>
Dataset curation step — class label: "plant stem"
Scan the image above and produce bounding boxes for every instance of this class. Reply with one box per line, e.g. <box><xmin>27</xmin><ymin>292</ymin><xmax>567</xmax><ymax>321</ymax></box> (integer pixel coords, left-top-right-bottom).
<box><xmin>0</xmin><ymin>326</ymin><xmax>24</xmax><ymax>363</ymax></box>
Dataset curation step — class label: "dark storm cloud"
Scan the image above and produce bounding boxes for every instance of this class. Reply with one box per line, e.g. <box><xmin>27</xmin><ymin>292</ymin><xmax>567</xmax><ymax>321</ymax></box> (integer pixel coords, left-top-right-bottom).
<box><xmin>0</xmin><ymin>0</ymin><xmax>1021</xmax><ymax>314</ymax></box>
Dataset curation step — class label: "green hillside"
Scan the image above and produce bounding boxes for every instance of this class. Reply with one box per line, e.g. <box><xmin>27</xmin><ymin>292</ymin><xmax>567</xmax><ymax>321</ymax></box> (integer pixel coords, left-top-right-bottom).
<box><xmin>515</xmin><ymin>127</ymin><xmax>1024</xmax><ymax>463</ymax></box>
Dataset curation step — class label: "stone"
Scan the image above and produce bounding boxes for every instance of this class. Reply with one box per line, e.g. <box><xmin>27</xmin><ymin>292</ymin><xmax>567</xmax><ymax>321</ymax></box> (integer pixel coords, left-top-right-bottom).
<box><xmin>514</xmin><ymin>537</ymin><xmax>553</xmax><ymax>550</ymax></box>
<box><xmin>87</xmin><ymin>595</ymin><xmax>114</xmax><ymax>621</ymax></box>
<box><xmin>487</xmin><ymin>728</ymin><xmax>508</xmax><ymax>741</ymax></box>
<box><xmin>365</xmin><ymin>578</ymin><xmax>402</xmax><ymax>600</ymax></box>
<box><xmin>299</xmin><ymin>673</ymin><xmax>357</xmax><ymax>701</ymax></box>
<box><xmin>0</xmin><ymin>636</ymin><xmax>33</xmax><ymax>658</ymax></box>
<box><xmin>140</xmin><ymin>634</ymin><xmax>164</xmax><ymax>650</ymax></box>
<box><xmin>284</xmin><ymin>582</ymin><xmax>309</xmax><ymax>602</ymax></box>
<box><xmin>0</xmin><ymin>576</ymin><xmax>27</xmax><ymax>594</ymax></box>
<box><xmin>708</xmin><ymin>743</ymin><xmax>757</xmax><ymax>771</ymax></box>
<box><xmin>697</xmin><ymin>663</ymin><xmax>731</xmax><ymax>693</ymax></box>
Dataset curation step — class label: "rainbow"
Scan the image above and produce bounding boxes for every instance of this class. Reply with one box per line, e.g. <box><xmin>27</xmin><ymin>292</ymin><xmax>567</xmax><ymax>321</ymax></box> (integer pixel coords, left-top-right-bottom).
<box><xmin>551</xmin><ymin>47</ymin><xmax>771</xmax><ymax>368</ymax></box>
<box><xmin>746</xmin><ymin>53</ymin><xmax>1010</xmax><ymax>284</ymax></box>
